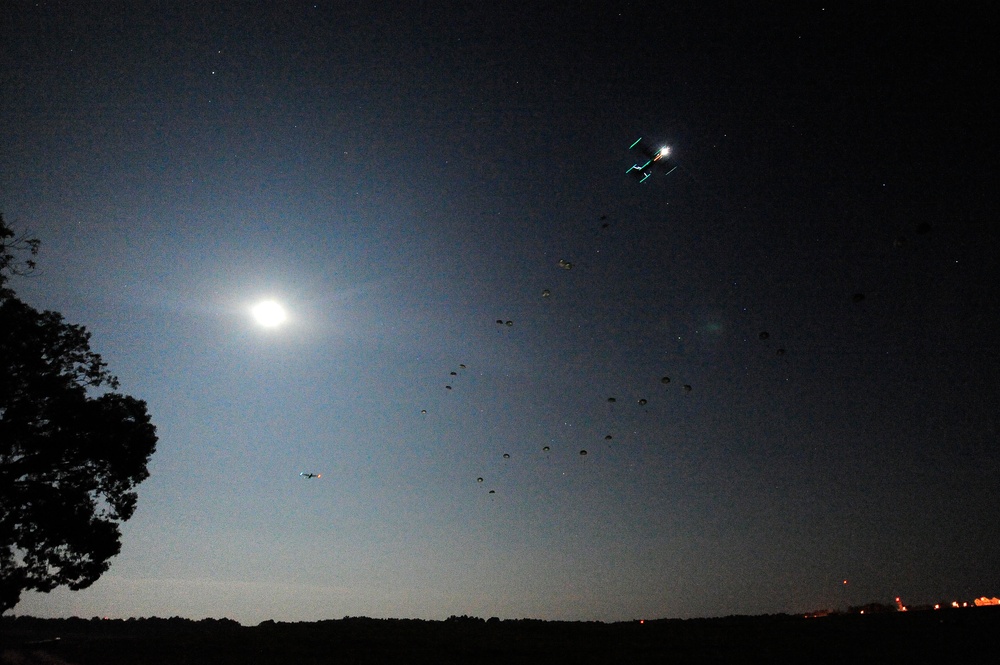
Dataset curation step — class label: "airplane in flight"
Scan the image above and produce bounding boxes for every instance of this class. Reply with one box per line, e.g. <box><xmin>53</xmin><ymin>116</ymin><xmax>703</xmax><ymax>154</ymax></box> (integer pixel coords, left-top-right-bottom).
<box><xmin>626</xmin><ymin>137</ymin><xmax>677</xmax><ymax>183</ymax></box>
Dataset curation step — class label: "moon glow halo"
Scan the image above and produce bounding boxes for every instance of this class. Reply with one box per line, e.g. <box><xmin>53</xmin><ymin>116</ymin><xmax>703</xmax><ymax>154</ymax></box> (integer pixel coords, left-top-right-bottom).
<box><xmin>251</xmin><ymin>300</ymin><xmax>288</xmax><ymax>328</ymax></box>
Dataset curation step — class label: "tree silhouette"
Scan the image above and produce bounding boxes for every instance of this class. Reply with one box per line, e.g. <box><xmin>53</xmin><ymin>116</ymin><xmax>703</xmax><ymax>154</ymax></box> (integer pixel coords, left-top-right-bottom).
<box><xmin>1</xmin><ymin>214</ymin><xmax>158</xmax><ymax>613</ymax></box>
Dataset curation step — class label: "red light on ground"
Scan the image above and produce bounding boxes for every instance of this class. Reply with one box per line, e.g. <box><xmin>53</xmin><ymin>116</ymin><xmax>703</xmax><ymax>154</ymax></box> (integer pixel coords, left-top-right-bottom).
<box><xmin>639</xmin><ymin>620</ymin><xmax>645</xmax><ymax>624</ymax></box>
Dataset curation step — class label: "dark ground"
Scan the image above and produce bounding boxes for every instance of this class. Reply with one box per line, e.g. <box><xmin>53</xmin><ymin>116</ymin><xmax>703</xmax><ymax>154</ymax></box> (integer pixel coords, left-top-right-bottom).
<box><xmin>3</xmin><ymin>608</ymin><xmax>999</xmax><ymax>664</ymax></box>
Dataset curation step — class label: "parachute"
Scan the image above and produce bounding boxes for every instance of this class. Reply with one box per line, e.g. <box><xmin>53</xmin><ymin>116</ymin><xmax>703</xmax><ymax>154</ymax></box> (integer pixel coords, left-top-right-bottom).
<box><xmin>477</xmin><ymin>477</ymin><xmax>484</xmax><ymax>483</ymax></box>
<box><xmin>503</xmin><ymin>453</ymin><xmax>510</xmax><ymax>459</ymax></box>
<box><xmin>661</xmin><ymin>376</ymin><xmax>670</xmax><ymax>384</ymax></box>
<box><xmin>558</xmin><ymin>259</ymin><xmax>573</xmax><ymax>270</ymax></box>
<box><xmin>638</xmin><ymin>398</ymin><xmax>647</xmax><ymax>406</ymax></box>
<box><xmin>542</xmin><ymin>289</ymin><xmax>551</xmax><ymax>298</ymax></box>
<box><xmin>579</xmin><ymin>449</ymin><xmax>588</xmax><ymax>456</ymax></box>
<box><xmin>683</xmin><ymin>384</ymin><xmax>692</xmax><ymax>392</ymax></box>
<box><xmin>759</xmin><ymin>331</ymin><xmax>769</xmax><ymax>340</ymax></box>
<box><xmin>605</xmin><ymin>435</ymin><xmax>613</xmax><ymax>440</ymax></box>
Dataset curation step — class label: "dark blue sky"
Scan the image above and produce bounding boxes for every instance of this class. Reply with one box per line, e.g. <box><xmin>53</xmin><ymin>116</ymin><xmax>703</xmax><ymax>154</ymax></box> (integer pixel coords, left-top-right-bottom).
<box><xmin>3</xmin><ymin>2</ymin><xmax>996</xmax><ymax>622</ymax></box>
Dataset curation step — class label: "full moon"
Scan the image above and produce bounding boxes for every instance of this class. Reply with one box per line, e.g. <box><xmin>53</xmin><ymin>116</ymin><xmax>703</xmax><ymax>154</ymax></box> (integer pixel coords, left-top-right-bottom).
<box><xmin>251</xmin><ymin>300</ymin><xmax>287</xmax><ymax>328</ymax></box>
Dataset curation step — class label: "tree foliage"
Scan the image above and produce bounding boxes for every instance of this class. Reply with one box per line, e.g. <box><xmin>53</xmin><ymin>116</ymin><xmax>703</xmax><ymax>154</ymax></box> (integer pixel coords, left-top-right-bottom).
<box><xmin>0</xmin><ymin>216</ymin><xmax>40</xmax><ymax>297</ymax></box>
<box><xmin>0</xmin><ymin>214</ymin><xmax>158</xmax><ymax>613</ymax></box>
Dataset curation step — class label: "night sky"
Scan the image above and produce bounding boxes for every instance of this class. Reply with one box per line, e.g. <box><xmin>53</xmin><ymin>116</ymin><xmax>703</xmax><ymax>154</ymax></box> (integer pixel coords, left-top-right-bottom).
<box><xmin>3</xmin><ymin>3</ymin><xmax>996</xmax><ymax>623</ymax></box>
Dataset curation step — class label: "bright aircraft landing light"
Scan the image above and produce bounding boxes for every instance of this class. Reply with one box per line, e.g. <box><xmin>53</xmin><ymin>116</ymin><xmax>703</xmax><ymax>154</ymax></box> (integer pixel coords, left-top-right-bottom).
<box><xmin>252</xmin><ymin>300</ymin><xmax>287</xmax><ymax>327</ymax></box>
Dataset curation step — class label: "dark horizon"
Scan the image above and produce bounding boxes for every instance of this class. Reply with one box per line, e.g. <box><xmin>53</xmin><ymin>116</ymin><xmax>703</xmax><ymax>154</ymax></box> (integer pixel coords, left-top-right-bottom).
<box><xmin>7</xmin><ymin>598</ymin><xmax>1000</xmax><ymax>624</ymax></box>
<box><xmin>5</xmin><ymin>608</ymin><xmax>1000</xmax><ymax>665</ymax></box>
